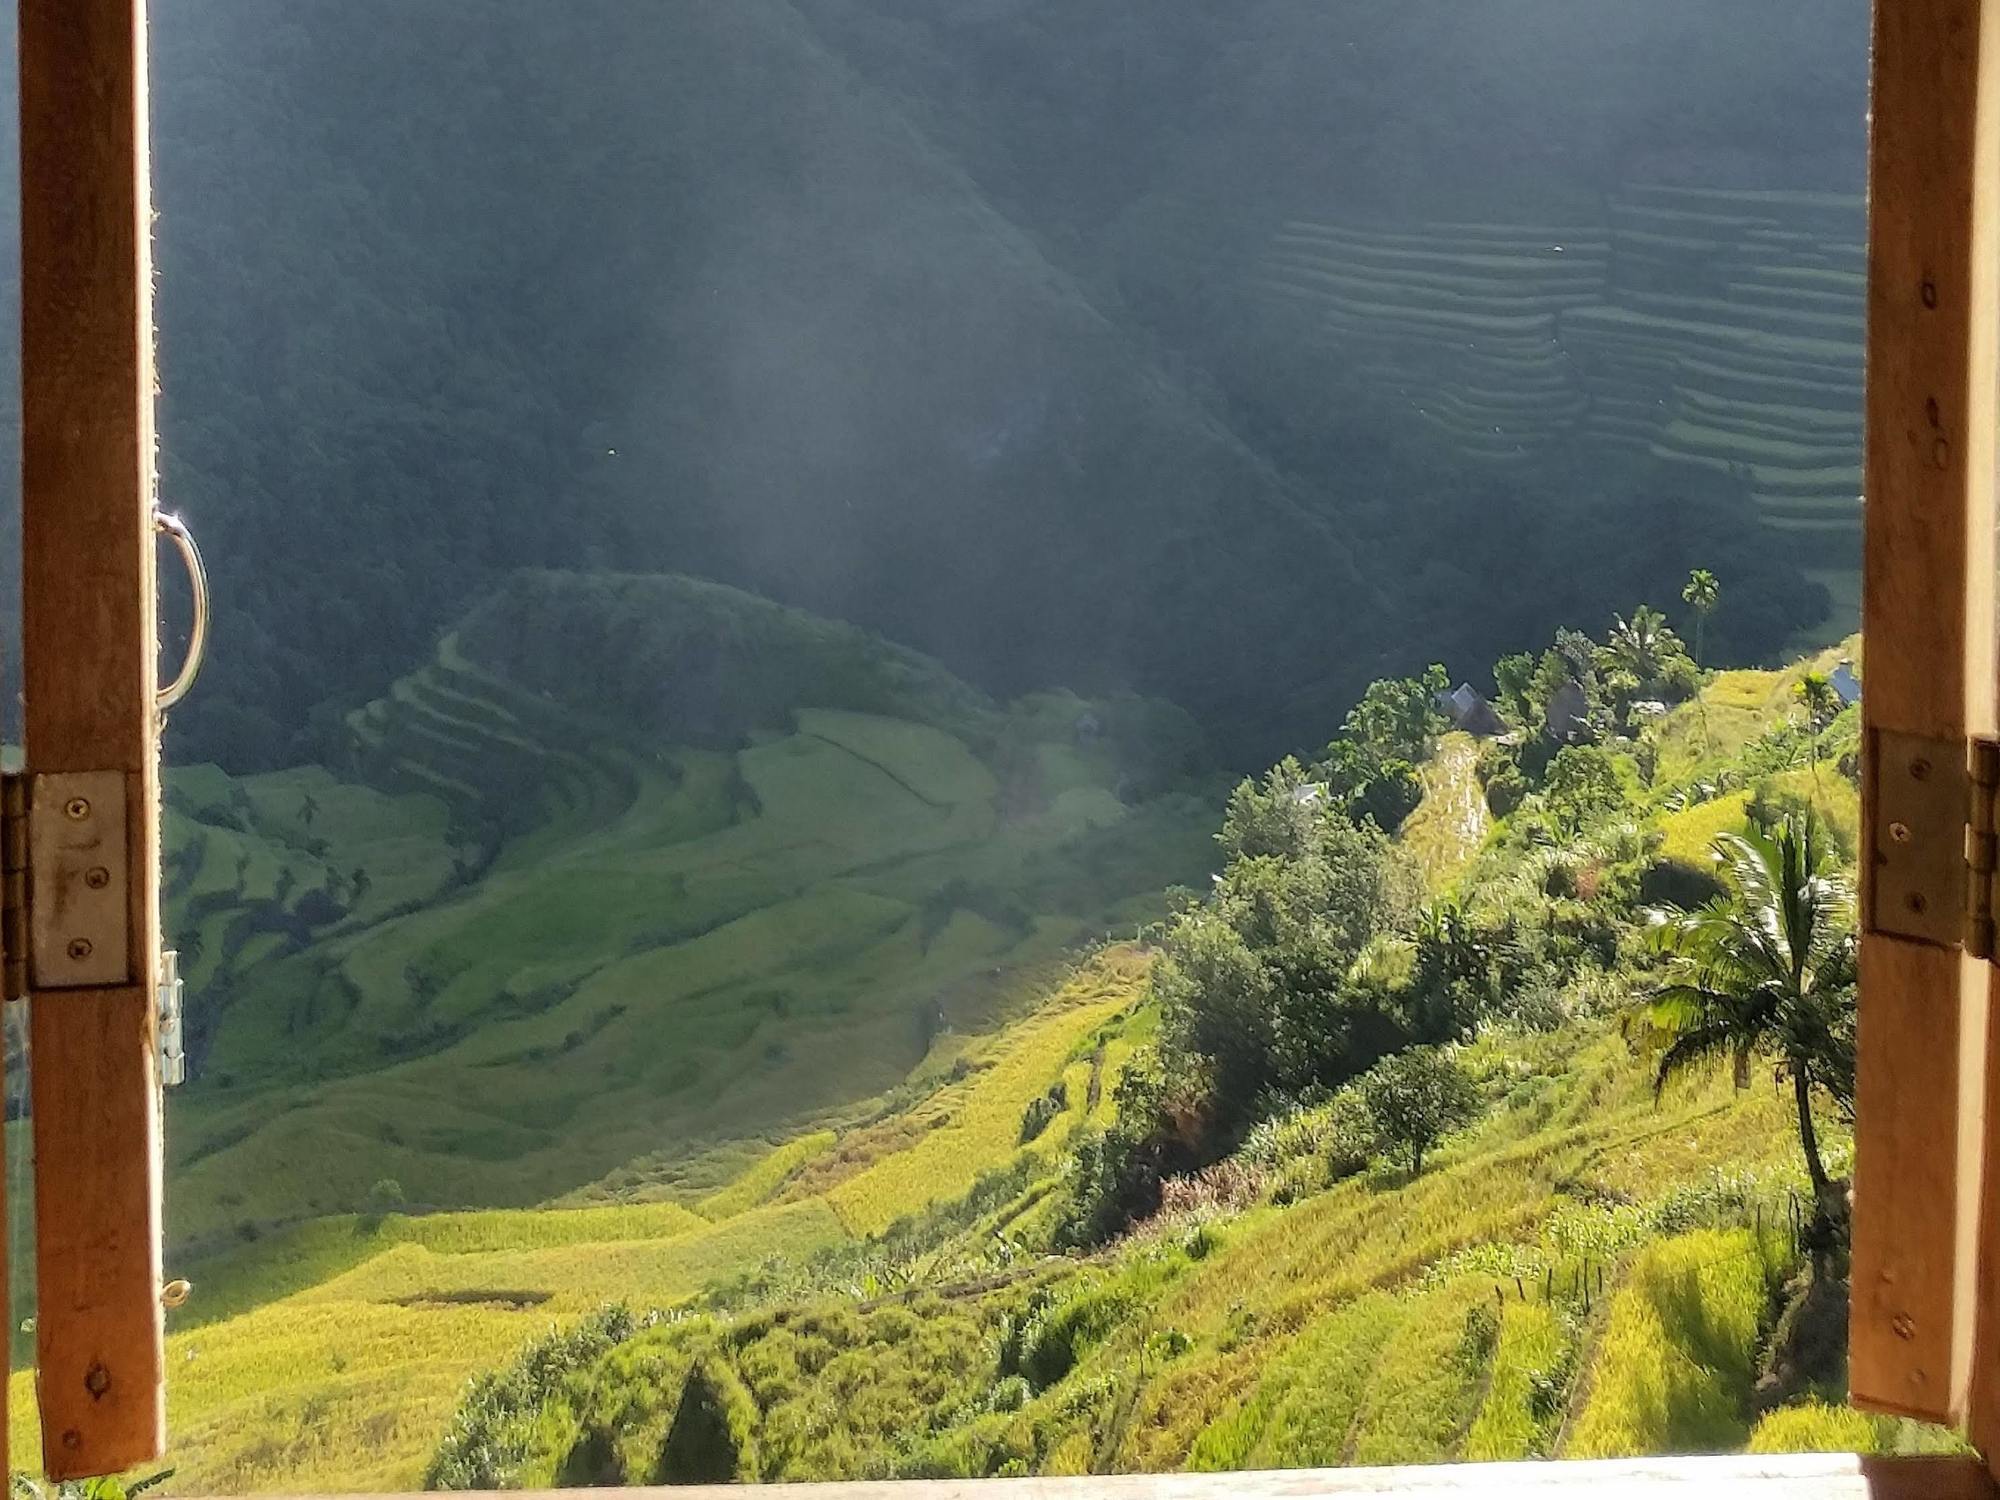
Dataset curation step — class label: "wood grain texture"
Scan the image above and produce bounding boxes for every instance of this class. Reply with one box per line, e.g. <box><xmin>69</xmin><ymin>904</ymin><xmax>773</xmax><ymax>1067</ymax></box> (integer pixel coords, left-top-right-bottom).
<box><xmin>1854</xmin><ymin>939</ymin><xmax>1975</xmax><ymax>1419</ymax></box>
<box><xmin>18</xmin><ymin>0</ymin><xmax>165</xmax><ymax>1476</ymax></box>
<box><xmin>260</xmin><ymin>1456</ymin><xmax>1999</xmax><ymax>1500</ymax></box>
<box><xmin>1976</xmin><ymin>966</ymin><xmax>2000</xmax><ymax>1464</ymax></box>
<box><xmin>1861</xmin><ymin>0</ymin><xmax>1990</xmax><ymax>736</ymax></box>
<box><xmin>1853</xmin><ymin>0</ymin><xmax>1997</xmax><ymax>1428</ymax></box>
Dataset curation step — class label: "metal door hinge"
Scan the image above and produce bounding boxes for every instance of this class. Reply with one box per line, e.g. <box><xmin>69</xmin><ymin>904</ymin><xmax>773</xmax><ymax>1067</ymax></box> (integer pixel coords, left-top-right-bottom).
<box><xmin>0</xmin><ymin>768</ymin><xmax>133</xmax><ymax>993</ymax></box>
<box><xmin>25</xmin><ymin>769</ymin><xmax>130</xmax><ymax>987</ymax></box>
<box><xmin>1871</xmin><ymin>730</ymin><xmax>2000</xmax><ymax>958</ymax></box>
<box><xmin>3</xmin><ymin>772</ymin><xmax>26</xmax><ymax>1001</ymax></box>
<box><xmin>0</xmin><ymin>769</ymin><xmax>184</xmax><ymax>1085</ymax></box>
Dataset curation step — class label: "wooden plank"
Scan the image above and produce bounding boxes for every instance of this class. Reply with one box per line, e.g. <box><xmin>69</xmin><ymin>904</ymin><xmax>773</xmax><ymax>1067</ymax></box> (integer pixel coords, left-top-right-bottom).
<box><xmin>18</xmin><ymin>0</ymin><xmax>165</xmax><ymax>1477</ymax></box>
<box><xmin>1854</xmin><ymin>938</ymin><xmax>1980</xmax><ymax>1420</ymax></box>
<box><xmin>1852</xmin><ymin>0</ymin><xmax>1999</xmax><ymax>1427</ymax></box>
<box><xmin>1977</xmin><ymin>964</ymin><xmax>2000</xmax><ymax>1464</ymax></box>
<box><xmin>279</xmin><ymin>1456</ymin><xmax>2000</xmax><ymax>1500</ymax></box>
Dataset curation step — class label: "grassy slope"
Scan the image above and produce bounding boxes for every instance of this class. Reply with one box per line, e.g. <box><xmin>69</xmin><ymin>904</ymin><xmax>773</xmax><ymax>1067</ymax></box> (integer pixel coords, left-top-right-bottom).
<box><xmin>1398</xmin><ymin>731</ymin><xmax>1491</xmax><ymax>890</ymax></box>
<box><xmin>8</xmin><ymin>644</ymin><xmax>1885</xmax><ymax>1492</ymax></box>
<box><xmin>163</xmin><ymin>574</ymin><xmax>1220</xmax><ymax>1243</ymax></box>
<box><xmin>468</xmin><ymin>652</ymin><xmax>1885</xmax><ymax>1486</ymax></box>
<box><xmin>9</xmin><ymin>952</ymin><xmax>1158</xmax><ymax>1492</ymax></box>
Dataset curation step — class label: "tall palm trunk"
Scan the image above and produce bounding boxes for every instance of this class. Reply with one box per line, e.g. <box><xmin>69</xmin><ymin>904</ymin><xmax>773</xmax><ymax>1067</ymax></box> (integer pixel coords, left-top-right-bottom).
<box><xmin>1792</xmin><ymin>1065</ymin><xmax>1831</xmax><ymax>1203</ymax></box>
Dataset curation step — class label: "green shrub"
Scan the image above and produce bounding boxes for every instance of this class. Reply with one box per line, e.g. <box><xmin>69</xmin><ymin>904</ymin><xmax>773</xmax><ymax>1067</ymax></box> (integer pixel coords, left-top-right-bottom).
<box><xmin>426</xmin><ymin>1305</ymin><xmax>640</xmax><ymax>1490</ymax></box>
<box><xmin>1485</xmin><ymin>762</ymin><xmax>1528</xmax><ymax>817</ymax></box>
<box><xmin>1012</xmin><ymin>1280</ymin><xmax>1135</xmax><ymax>1390</ymax></box>
<box><xmin>1019</xmin><ymin>1081</ymin><xmax>1070</xmax><ymax>1144</ymax></box>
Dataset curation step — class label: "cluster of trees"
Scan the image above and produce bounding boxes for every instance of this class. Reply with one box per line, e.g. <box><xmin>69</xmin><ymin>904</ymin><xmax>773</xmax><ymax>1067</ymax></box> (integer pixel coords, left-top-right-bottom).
<box><xmin>1052</xmin><ymin>582</ymin><xmax>1860</xmax><ymax>1250</ymax></box>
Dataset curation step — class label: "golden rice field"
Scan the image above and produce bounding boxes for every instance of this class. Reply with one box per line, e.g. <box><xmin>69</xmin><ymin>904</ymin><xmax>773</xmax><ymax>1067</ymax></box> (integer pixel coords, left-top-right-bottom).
<box><xmin>9</xmin><ymin>952</ymin><xmax>1152</xmax><ymax>1494</ymax></box>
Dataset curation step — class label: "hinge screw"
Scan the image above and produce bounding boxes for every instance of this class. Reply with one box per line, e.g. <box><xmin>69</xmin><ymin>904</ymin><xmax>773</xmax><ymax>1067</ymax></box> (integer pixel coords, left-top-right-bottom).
<box><xmin>1911</xmin><ymin>758</ymin><xmax>1933</xmax><ymax>781</ymax></box>
<box><xmin>66</xmin><ymin>937</ymin><xmax>92</xmax><ymax>962</ymax></box>
<box><xmin>1907</xmin><ymin>893</ymin><xmax>1929</xmax><ymax>916</ymax></box>
<box><xmin>83</xmin><ymin>1362</ymin><xmax>110</xmax><ymax>1398</ymax></box>
<box><xmin>62</xmin><ymin>796</ymin><xmax>90</xmax><ymax>821</ymax></box>
<box><xmin>1890</xmin><ymin>822</ymin><xmax>1913</xmax><ymax>843</ymax></box>
<box><xmin>83</xmin><ymin>866</ymin><xmax>109</xmax><ymax>890</ymax></box>
<box><xmin>1894</xmin><ymin>1313</ymin><xmax>1918</xmax><ymax>1341</ymax></box>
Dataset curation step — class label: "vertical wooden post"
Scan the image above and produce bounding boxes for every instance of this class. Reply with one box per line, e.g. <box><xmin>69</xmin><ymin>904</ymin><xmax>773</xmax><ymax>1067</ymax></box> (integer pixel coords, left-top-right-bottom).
<box><xmin>18</xmin><ymin>0</ymin><xmax>165</xmax><ymax>1477</ymax></box>
<box><xmin>1854</xmin><ymin>0</ymin><xmax>1998</xmax><ymax>1430</ymax></box>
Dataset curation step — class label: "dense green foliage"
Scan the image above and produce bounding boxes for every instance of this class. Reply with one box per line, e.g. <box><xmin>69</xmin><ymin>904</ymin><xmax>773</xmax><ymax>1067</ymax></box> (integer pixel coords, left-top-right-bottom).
<box><xmin>424</xmin><ymin>1305</ymin><xmax>640</xmax><ymax>1490</ymax></box>
<box><xmin>1356</xmin><ymin>1047</ymin><xmax>1479</xmax><ymax>1175</ymax></box>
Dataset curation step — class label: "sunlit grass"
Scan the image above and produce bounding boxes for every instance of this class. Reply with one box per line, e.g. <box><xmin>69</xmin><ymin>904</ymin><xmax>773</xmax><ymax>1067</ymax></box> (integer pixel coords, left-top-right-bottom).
<box><xmin>1565</xmin><ymin>1227</ymin><xmax>1782</xmax><ymax>1457</ymax></box>
<box><xmin>697</xmin><ymin>1131</ymin><xmax>838</xmax><ymax>1220</ymax></box>
<box><xmin>1464</xmin><ymin>1298</ymin><xmax>1572</xmax><ymax>1460</ymax></box>
<box><xmin>824</xmin><ymin>950</ymin><xmax>1149</xmax><ymax>1234</ymax></box>
<box><xmin>1399</xmin><ymin>732</ymin><xmax>1491</xmax><ymax>892</ymax></box>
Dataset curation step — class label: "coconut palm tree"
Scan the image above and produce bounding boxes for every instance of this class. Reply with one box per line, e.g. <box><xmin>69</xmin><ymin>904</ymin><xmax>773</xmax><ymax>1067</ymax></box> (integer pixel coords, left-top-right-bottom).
<box><xmin>1797</xmin><ymin>671</ymin><xmax>1841</xmax><ymax>756</ymax></box>
<box><xmin>1683</xmin><ymin>569</ymin><xmax>1720</xmax><ymax>752</ymax></box>
<box><xmin>1682</xmin><ymin>569</ymin><xmax>1720</xmax><ymax>667</ymax></box>
<box><xmin>1600</xmin><ymin>605</ymin><xmax>1687</xmax><ymax>695</ymax></box>
<box><xmin>1638</xmin><ymin>814</ymin><xmax>1856</xmax><ymax>1219</ymax></box>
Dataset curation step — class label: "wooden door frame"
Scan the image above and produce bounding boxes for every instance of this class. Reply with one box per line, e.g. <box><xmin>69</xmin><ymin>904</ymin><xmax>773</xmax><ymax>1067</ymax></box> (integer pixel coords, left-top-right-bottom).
<box><xmin>17</xmin><ymin>0</ymin><xmax>166</xmax><ymax>1478</ymax></box>
<box><xmin>11</xmin><ymin>0</ymin><xmax>2000</xmax><ymax>1486</ymax></box>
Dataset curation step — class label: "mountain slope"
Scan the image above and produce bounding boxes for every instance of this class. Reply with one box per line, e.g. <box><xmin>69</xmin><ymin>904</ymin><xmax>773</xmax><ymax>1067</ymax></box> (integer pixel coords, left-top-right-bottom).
<box><xmin>13</xmin><ymin>642</ymin><xmax>1906</xmax><ymax>1494</ymax></box>
<box><xmin>164</xmin><ymin>571</ymin><xmax>1221</xmax><ymax>1244</ymax></box>
<box><xmin>143</xmin><ymin>0</ymin><xmax>1844</xmax><ymax>770</ymax></box>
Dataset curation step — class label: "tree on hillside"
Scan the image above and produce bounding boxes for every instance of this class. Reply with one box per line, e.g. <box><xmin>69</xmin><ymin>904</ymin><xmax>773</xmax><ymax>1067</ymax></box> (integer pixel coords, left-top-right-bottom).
<box><xmin>1600</xmin><ymin>606</ymin><xmax>1679</xmax><ymax>686</ymax></box>
<box><xmin>1358</xmin><ymin>1045</ymin><xmax>1478</xmax><ymax>1175</ymax></box>
<box><xmin>1492</xmin><ymin>652</ymin><xmax>1539</xmax><ymax>730</ymax></box>
<box><xmin>1157</xmin><ymin>763</ymin><xmax>1401</xmax><ymax>1121</ymax></box>
<box><xmin>1314</xmin><ymin>667</ymin><xmax>1447</xmax><ymax>834</ymax></box>
<box><xmin>1598</xmin><ymin>606</ymin><xmax>1691</xmax><ymax>704</ymax></box>
<box><xmin>1682</xmin><ymin>569</ymin><xmax>1720</xmax><ymax>668</ymax></box>
<box><xmin>1683</xmin><ymin>569</ymin><xmax>1720</xmax><ymax>752</ymax></box>
<box><xmin>1216</xmin><ymin>756</ymin><xmax>1328</xmax><ymax>862</ymax></box>
<box><xmin>1407</xmin><ymin>900</ymin><xmax>1494</xmax><ymax>1040</ymax></box>
<box><xmin>1341</xmin><ymin>664</ymin><xmax>1451</xmax><ymax>765</ymax></box>
<box><xmin>1542</xmin><ymin>744</ymin><xmax>1624</xmax><ymax>837</ymax></box>
<box><xmin>1639</xmin><ymin>815</ymin><xmax>1856</xmax><ymax>1233</ymax></box>
<box><xmin>1797</xmin><ymin>671</ymin><xmax>1842</xmax><ymax>773</ymax></box>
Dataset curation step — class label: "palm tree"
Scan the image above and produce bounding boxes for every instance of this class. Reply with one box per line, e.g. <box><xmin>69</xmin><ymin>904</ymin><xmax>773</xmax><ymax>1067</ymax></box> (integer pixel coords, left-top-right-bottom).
<box><xmin>1601</xmin><ymin>605</ymin><xmax>1685</xmax><ymax>690</ymax></box>
<box><xmin>1639</xmin><ymin>814</ymin><xmax>1856</xmax><ymax>1219</ymax></box>
<box><xmin>1683</xmin><ymin>569</ymin><xmax>1719</xmax><ymax>753</ymax></box>
<box><xmin>1797</xmin><ymin>672</ymin><xmax>1840</xmax><ymax>754</ymax></box>
<box><xmin>1682</xmin><ymin>569</ymin><xmax>1720</xmax><ymax>667</ymax></box>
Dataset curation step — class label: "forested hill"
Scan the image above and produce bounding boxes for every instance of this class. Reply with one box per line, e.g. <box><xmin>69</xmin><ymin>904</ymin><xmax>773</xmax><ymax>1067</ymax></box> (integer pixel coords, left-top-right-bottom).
<box><xmin>131</xmin><ymin>0</ymin><xmax>1860</xmax><ymax>770</ymax></box>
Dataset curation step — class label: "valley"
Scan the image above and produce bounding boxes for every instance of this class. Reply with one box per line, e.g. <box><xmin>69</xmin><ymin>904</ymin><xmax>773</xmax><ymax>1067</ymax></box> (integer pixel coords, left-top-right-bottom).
<box><xmin>6</xmin><ymin>581</ymin><xmax>1905</xmax><ymax>1491</ymax></box>
<box><xmin>0</xmin><ymin>2</ymin><xmax>1901</xmax><ymax>1490</ymax></box>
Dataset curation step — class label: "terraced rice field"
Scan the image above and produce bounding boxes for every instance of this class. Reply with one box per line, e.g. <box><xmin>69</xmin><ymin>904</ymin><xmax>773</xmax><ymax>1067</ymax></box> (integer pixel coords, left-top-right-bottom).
<box><xmin>1258</xmin><ymin>183</ymin><xmax>1864</xmax><ymax>577</ymax></box>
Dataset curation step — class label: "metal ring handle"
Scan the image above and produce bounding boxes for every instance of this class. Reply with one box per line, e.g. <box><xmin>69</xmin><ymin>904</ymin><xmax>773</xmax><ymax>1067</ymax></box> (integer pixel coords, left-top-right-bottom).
<box><xmin>155</xmin><ymin>510</ymin><xmax>209</xmax><ymax>714</ymax></box>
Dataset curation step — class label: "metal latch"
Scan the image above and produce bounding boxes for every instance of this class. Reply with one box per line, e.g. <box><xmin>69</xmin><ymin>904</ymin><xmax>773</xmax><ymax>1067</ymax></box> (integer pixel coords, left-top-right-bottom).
<box><xmin>1869</xmin><ymin>729</ymin><xmax>2000</xmax><ymax>958</ymax></box>
<box><xmin>158</xmin><ymin>948</ymin><xmax>185</xmax><ymax>1087</ymax></box>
